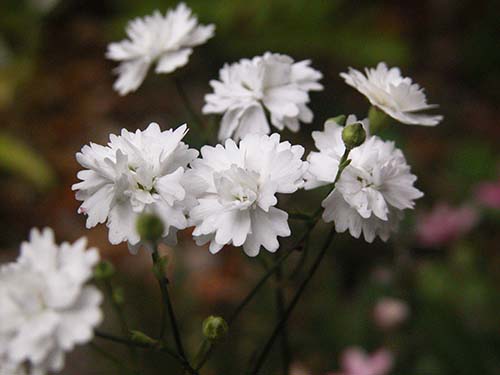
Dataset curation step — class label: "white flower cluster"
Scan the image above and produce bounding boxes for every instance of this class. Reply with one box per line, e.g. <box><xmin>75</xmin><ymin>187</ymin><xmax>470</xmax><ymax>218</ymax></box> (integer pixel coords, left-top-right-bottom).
<box><xmin>203</xmin><ymin>52</ymin><xmax>323</xmax><ymax>141</ymax></box>
<box><xmin>305</xmin><ymin>116</ymin><xmax>423</xmax><ymax>242</ymax></box>
<box><xmin>73</xmin><ymin>123</ymin><xmax>202</xmax><ymax>253</ymax></box>
<box><xmin>189</xmin><ymin>133</ymin><xmax>308</xmax><ymax>256</ymax></box>
<box><xmin>0</xmin><ymin>228</ymin><xmax>102</xmax><ymax>375</ymax></box>
<box><xmin>107</xmin><ymin>3</ymin><xmax>215</xmax><ymax>95</ymax></box>
<box><xmin>0</xmin><ymin>3</ymin><xmax>445</xmax><ymax>374</ymax></box>
<box><xmin>341</xmin><ymin>62</ymin><xmax>443</xmax><ymax>126</ymax></box>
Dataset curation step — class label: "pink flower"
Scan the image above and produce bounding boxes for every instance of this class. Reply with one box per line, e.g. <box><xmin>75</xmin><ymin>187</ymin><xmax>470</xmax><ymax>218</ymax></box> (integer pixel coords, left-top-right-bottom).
<box><xmin>474</xmin><ymin>180</ymin><xmax>500</xmax><ymax>209</ymax></box>
<box><xmin>416</xmin><ymin>203</ymin><xmax>479</xmax><ymax>247</ymax></box>
<box><xmin>327</xmin><ymin>347</ymin><xmax>393</xmax><ymax>375</ymax></box>
<box><xmin>373</xmin><ymin>297</ymin><xmax>409</xmax><ymax>330</ymax></box>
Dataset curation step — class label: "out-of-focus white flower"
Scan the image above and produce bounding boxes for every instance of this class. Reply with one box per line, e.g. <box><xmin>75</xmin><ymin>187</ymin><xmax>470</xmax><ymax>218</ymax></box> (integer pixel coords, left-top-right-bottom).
<box><xmin>73</xmin><ymin>123</ymin><xmax>202</xmax><ymax>253</ymax></box>
<box><xmin>203</xmin><ymin>52</ymin><xmax>323</xmax><ymax>141</ymax></box>
<box><xmin>189</xmin><ymin>133</ymin><xmax>308</xmax><ymax>256</ymax></box>
<box><xmin>305</xmin><ymin>117</ymin><xmax>423</xmax><ymax>242</ymax></box>
<box><xmin>340</xmin><ymin>62</ymin><xmax>443</xmax><ymax>126</ymax></box>
<box><xmin>373</xmin><ymin>297</ymin><xmax>409</xmax><ymax>330</ymax></box>
<box><xmin>107</xmin><ymin>3</ymin><xmax>215</xmax><ymax>95</ymax></box>
<box><xmin>0</xmin><ymin>228</ymin><xmax>102</xmax><ymax>375</ymax></box>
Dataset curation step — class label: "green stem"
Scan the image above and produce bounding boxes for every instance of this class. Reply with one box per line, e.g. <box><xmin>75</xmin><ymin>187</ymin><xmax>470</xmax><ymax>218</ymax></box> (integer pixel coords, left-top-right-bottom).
<box><xmin>248</xmin><ymin>228</ymin><xmax>336</xmax><ymax>374</ymax></box>
<box><xmin>193</xmin><ymin>339</ymin><xmax>213</xmax><ymax>370</ymax></box>
<box><xmin>151</xmin><ymin>247</ymin><xmax>187</xmax><ymax>361</ymax></box>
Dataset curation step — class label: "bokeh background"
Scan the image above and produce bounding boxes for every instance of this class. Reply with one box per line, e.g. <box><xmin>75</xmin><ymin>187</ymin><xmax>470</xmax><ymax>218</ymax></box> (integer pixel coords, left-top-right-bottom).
<box><xmin>1</xmin><ymin>0</ymin><xmax>499</xmax><ymax>374</ymax></box>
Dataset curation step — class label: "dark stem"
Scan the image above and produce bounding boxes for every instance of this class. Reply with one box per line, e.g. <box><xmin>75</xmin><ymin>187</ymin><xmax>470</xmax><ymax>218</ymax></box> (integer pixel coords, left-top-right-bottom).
<box><xmin>197</xmin><ymin>210</ymin><xmax>323</xmax><ymax>372</ymax></box>
<box><xmin>173</xmin><ymin>77</ymin><xmax>207</xmax><ymax>133</ymax></box>
<box><xmin>94</xmin><ymin>330</ymin><xmax>198</xmax><ymax>375</ymax></box>
<box><xmin>151</xmin><ymin>247</ymin><xmax>187</xmax><ymax>361</ymax></box>
<box><xmin>103</xmin><ymin>279</ymin><xmax>129</xmax><ymax>335</ymax></box>
<box><xmin>228</xmin><ymin>247</ymin><xmax>294</xmax><ymax>325</ymax></box>
<box><xmin>274</xmin><ymin>261</ymin><xmax>291</xmax><ymax>375</ymax></box>
<box><xmin>248</xmin><ymin>228</ymin><xmax>336</xmax><ymax>375</ymax></box>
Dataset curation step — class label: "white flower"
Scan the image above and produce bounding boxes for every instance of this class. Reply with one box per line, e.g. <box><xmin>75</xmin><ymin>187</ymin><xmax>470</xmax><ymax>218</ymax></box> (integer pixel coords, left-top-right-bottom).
<box><xmin>73</xmin><ymin>123</ymin><xmax>202</xmax><ymax>253</ymax></box>
<box><xmin>189</xmin><ymin>133</ymin><xmax>308</xmax><ymax>256</ymax></box>
<box><xmin>340</xmin><ymin>62</ymin><xmax>443</xmax><ymax>126</ymax></box>
<box><xmin>305</xmin><ymin>117</ymin><xmax>423</xmax><ymax>242</ymax></box>
<box><xmin>203</xmin><ymin>52</ymin><xmax>323</xmax><ymax>141</ymax></box>
<box><xmin>107</xmin><ymin>3</ymin><xmax>215</xmax><ymax>95</ymax></box>
<box><xmin>0</xmin><ymin>228</ymin><xmax>102</xmax><ymax>375</ymax></box>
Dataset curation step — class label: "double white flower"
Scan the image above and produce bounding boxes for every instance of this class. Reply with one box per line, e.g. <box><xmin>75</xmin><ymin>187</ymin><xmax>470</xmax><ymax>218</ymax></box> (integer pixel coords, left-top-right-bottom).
<box><xmin>189</xmin><ymin>133</ymin><xmax>308</xmax><ymax>256</ymax></box>
<box><xmin>0</xmin><ymin>228</ymin><xmax>102</xmax><ymax>375</ymax></box>
<box><xmin>203</xmin><ymin>52</ymin><xmax>323</xmax><ymax>141</ymax></box>
<box><xmin>305</xmin><ymin>116</ymin><xmax>423</xmax><ymax>242</ymax></box>
<box><xmin>341</xmin><ymin>62</ymin><xmax>443</xmax><ymax>126</ymax></box>
<box><xmin>73</xmin><ymin>123</ymin><xmax>201</xmax><ymax>252</ymax></box>
<box><xmin>107</xmin><ymin>3</ymin><xmax>215</xmax><ymax>95</ymax></box>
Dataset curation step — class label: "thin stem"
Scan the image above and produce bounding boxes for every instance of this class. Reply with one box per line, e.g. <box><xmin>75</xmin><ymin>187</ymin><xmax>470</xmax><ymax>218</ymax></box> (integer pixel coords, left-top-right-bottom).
<box><xmin>151</xmin><ymin>247</ymin><xmax>187</xmax><ymax>360</ymax></box>
<box><xmin>173</xmin><ymin>77</ymin><xmax>207</xmax><ymax>133</ymax></box>
<box><xmin>274</xmin><ymin>261</ymin><xmax>291</xmax><ymax>375</ymax></box>
<box><xmin>228</xmin><ymin>248</ymin><xmax>294</xmax><ymax>325</ymax></box>
<box><xmin>248</xmin><ymin>227</ymin><xmax>336</xmax><ymax>375</ymax></box>
<box><xmin>94</xmin><ymin>330</ymin><xmax>198</xmax><ymax>375</ymax></box>
<box><xmin>197</xmin><ymin>209</ymin><xmax>323</xmax><ymax>372</ymax></box>
<box><xmin>103</xmin><ymin>279</ymin><xmax>129</xmax><ymax>335</ymax></box>
<box><xmin>288</xmin><ymin>235</ymin><xmax>310</xmax><ymax>281</ymax></box>
<box><xmin>193</xmin><ymin>339</ymin><xmax>213</xmax><ymax>371</ymax></box>
<box><xmin>334</xmin><ymin>148</ymin><xmax>350</xmax><ymax>186</ymax></box>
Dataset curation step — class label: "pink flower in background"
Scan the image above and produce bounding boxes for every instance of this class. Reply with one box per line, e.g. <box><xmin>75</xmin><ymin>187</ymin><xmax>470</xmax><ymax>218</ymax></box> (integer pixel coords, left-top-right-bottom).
<box><xmin>327</xmin><ymin>347</ymin><xmax>393</xmax><ymax>375</ymax></box>
<box><xmin>373</xmin><ymin>297</ymin><xmax>409</xmax><ymax>330</ymax></box>
<box><xmin>416</xmin><ymin>204</ymin><xmax>479</xmax><ymax>247</ymax></box>
<box><xmin>474</xmin><ymin>180</ymin><xmax>500</xmax><ymax>209</ymax></box>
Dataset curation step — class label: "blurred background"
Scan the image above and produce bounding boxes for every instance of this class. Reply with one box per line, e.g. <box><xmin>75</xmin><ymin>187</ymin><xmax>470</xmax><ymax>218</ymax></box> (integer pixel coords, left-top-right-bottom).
<box><xmin>1</xmin><ymin>0</ymin><xmax>499</xmax><ymax>374</ymax></box>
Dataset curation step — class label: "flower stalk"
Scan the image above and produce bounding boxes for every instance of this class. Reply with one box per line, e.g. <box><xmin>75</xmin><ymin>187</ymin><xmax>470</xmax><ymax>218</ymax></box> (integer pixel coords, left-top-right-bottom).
<box><xmin>248</xmin><ymin>227</ymin><xmax>337</xmax><ymax>375</ymax></box>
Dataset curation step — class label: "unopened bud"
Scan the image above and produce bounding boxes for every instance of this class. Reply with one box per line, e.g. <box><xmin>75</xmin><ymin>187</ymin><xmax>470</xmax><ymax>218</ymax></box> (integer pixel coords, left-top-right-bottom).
<box><xmin>112</xmin><ymin>286</ymin><xmax>125</xmax><ymax>306</ymax></box>
<box><xmin>136</xmin><ymin>213</ymin><xmax>164</xmax><ymax>242</ymax></box>
<box><xmin>202</xmin><ymin>316</ymin><xmax>228</xmax><ymax>342</ymax></box>
<box><xmin>342</xmin><ymin>122</ymin><xmax>366</xmax><ymax>150</ymax></box>
<box><xmin>93</xmin><ymin>260</ymin><xmax>115</xmax><ymax>280</ymax></box>
<box><xmin>130</xmin><ymin>330</ymin><xmax>158</xmax><ymax>347</ymax></box>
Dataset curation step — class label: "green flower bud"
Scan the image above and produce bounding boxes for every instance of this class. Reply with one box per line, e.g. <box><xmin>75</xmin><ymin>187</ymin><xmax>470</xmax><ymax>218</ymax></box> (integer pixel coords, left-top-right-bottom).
<box><xmin>93</xmin><ymin>260</ymin><xmax>115</xmax><ymax>280</ymax></box>
<box><xmin>129</xmin><ymin>330</ymin><xmax>158</xmax><ymax>347</ymax></box>
<box><xmin>342</xmin><ymin>122</ymin><xmax>366</xmax><ymax>150</ymax></box>
<box><xmin>112</xmin><ymin>286</ymin><xmax>125</xmax><ymax>306</ymax></box>
<box><xmin>202</xmin><ymin>316</ymin><xmax>228</xmax><ymax>342</ymax></box>
<box><xmin>136</xmin><ymin>213</ymin><xmax>164</xmax><ymax>242</ymax></box>
<box><xmin>328</xmin><ymin>114</ymin><xmax>347</xmax><ymax>126</ymax></box>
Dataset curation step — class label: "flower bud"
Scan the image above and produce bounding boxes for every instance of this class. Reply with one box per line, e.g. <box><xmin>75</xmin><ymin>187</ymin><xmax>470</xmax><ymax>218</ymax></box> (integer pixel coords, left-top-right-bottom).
<box><xmin>202</xmin><ymin>316</ymin><xmax>228</xmax><ymax>342</ymax></box>
<box><xmin>342</xmin><ymin>122</ymin><xmax>366</xmax><ymax>150</ymax></box>
<box><xmin>136</xmin><ymin>213</ymin><xmax>164</xmax><ymax>242</ymax></box>
<box><xmin>130</xmin><ymin>330</ymin><xmax>158</xmax><ymax>347</ymax></box>
<box><xmin>93</xmin><ymin>260</ymin><xmax>115</xmax><ymax>280</ymax></box>
<box><xmin>112</xmin><ymin>286</ymin><xmax>125</xmax><ymax>306</ymax></box>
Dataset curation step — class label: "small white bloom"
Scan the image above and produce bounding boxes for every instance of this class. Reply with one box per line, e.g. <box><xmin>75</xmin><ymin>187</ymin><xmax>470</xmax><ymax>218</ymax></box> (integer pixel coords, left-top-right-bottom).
<box><xmin>305</xmin><ymin>117</ymin><xmax>423</xmax><ymax>242</ymax></box>
<box><xmin>189</xmin><ymin>133</ymin><xmax>308</xmax><ymax>256</ymax></box>
<box><xmin>73</xmin><ymin>123</ymin><xmax>202</xmax><ymax>253</ymax></box>
<box><xmin>107</xmin><ymin>3</ymin><xmax>215</xmax><ymax>95</ymax></box>
<box><xmin>203</xmin><ymin>52</ymin><xmax>323</xmax><ymax>141</ymax></box>
<box><xmin>0</xmin><ymin>228</ymin><xmax>102</xmax><ymax>375</ymax></box>
<box><xmin>340</xmin><ymin>62</ymin><xmax>443</xmax><ymax>126</ymax></box>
